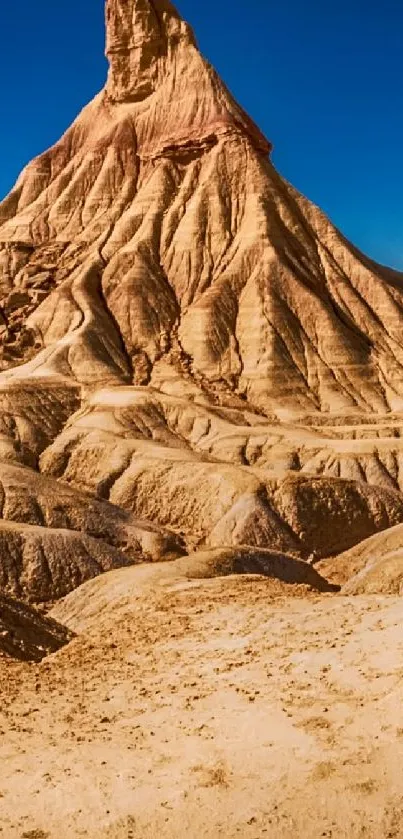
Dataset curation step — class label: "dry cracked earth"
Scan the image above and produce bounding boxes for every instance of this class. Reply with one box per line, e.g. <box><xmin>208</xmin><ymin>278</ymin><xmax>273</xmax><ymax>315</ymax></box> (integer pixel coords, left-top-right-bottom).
<box><xmin>1</xmin><ymin>0</ymin><xmax>403</xmax><ymax>836</ymax></box>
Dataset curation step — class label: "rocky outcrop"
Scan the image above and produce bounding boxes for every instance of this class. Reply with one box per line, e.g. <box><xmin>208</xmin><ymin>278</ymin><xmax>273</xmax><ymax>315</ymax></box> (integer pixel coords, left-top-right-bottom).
<box><xmin>0</xmin><ymin>593</ymin><xmax>73</xmax><ymax>661</ymax></box>
<box><xmin>0</xmin><ymin>521</ymin><xmax>134</xmax><ymax>603</ymax></box>
<box><xmin>0</xmin><ymin>1</ymin><xmax>403</xmax><ymax>599</ymax></box>
<box><xmin>2</xmin><ymin>0</ymin><xmax>402</xmax><ymax>412</ymax></box>
<box><xmin>0</xmin><ymin>462</ymin><xmax>185</xmax><ymax>560</ymax></box>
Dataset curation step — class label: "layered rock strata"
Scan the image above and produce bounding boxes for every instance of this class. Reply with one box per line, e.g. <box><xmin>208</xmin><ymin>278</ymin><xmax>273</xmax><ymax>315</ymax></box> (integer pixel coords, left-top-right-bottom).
<box><xmin>0</xmin><ymin>0</ymin><xmax>403</xmax><ymax>598</ymax></box>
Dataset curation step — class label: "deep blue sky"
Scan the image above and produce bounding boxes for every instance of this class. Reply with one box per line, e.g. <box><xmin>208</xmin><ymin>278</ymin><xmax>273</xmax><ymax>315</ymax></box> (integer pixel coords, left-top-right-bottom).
<box><xmin>1</xmin><ymin>1</ymin><xmax>402</xmax><ymax>268</ymax></box>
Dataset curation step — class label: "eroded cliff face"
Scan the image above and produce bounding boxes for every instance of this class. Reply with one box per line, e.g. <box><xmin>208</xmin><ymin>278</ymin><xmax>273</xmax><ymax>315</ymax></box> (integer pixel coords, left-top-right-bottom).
<box><xmin>0</xmin><ymin>0</ymin><xmax>402</xmax><ymax>601</ymax></box>
<box><xmin>105</xmin><ymin>0</ymin><xmax>197</xmax><ymax>102</ymax></box>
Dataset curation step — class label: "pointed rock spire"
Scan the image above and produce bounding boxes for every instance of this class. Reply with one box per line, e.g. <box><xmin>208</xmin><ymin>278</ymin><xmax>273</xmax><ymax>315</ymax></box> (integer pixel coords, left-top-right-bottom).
<box><xmin>104</xmin><ymin>0</ymin><xmax>271</xmax><ymax>157</ymax></box>
<box><xmin>105</xmin><ymin>0</ymin><xmax>196</xmax><ymax>102</ymax></box>
<box><xmin>1</xmin><ymin>0</ymin><xmax>403</xmax><ymax>587</ymax></box>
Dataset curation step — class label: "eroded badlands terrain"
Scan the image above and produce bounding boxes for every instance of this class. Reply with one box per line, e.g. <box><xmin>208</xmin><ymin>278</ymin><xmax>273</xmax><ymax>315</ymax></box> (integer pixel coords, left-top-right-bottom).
<box><xmin>1</xmin><ymin>0</ymin><xmax>403</xmax><ymax>836</ymax></box>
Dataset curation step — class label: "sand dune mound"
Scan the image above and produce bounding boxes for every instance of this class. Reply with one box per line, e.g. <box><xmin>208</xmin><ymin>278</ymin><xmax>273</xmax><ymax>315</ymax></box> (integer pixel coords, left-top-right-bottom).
<box><xmin>0</xmin><ymin>592</ymin><xmax>73</xmax><ymax>661</ymax></box>
<box><xmin>317</xmin><ymin>523</ymin><xmax>403</xmax><ymax>595</ymax></box>
<box><xmin>169</xmin><ymin>547</ymin><xmax>337</xmax><ymax>591</ymax></box>
<box><xmin>52</xmin><ymin>546</ymin><xmax>335</xmax><ymax>632</ymax></box>
<box><xmin>342</xmin><ymin>552</ymin><xmax>403</xmax><ymax>595</ymax></box>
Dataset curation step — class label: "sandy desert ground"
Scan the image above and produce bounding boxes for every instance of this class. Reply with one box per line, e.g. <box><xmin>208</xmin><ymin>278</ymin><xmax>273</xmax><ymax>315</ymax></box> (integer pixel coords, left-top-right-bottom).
<box><xmin>1</xmin><ymin>566</ymin><xmax>403</xmax><ymax>838</ymax></box>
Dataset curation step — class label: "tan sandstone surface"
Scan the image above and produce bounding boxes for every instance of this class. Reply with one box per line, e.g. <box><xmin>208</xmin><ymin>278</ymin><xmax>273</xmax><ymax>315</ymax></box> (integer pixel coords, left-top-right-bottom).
<box><xmin>0</xmin><ymin>0</ymin><xmax>402</xmax><ymax>405</ymax></box>
<box><xmin>1</xmin><ymin>0</ymin><xmax>403</xmax><ymax>836</ymax></box>
<box><xmin>0</xmin><ymin>0</ymin><xmax>403</xmax><ymax>582</ymax></box>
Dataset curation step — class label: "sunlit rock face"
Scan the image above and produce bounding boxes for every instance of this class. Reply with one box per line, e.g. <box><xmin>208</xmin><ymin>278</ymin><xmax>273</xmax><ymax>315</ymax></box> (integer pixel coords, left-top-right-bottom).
<box><xmin>105</xmin><ymin>0</ymin><xmax>197</xmax><ymax>103</ymax></box>
<box><xmin>0</xmin><ymin>0</ymin><xmax>403</xmax><ymax>601</ymax></box>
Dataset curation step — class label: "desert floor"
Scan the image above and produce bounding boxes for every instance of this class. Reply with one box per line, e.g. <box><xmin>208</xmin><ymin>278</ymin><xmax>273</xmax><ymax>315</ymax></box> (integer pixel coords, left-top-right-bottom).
<box><xmin>1</xmin><ymin>569</ymin><xmax>403</xmax><ymax>838</ymax></box>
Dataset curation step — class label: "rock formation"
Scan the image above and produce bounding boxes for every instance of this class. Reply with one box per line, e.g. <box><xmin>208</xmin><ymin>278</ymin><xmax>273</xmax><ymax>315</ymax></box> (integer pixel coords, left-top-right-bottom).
<box><xmin>0</xmin><ymin>592</ymin><xmax>73</xmax><ymax>661</ymax></box>
<box><xmin>0</xmin><ymin>0</ymin><xmax>403</xmax><ymax>598</ymax></box>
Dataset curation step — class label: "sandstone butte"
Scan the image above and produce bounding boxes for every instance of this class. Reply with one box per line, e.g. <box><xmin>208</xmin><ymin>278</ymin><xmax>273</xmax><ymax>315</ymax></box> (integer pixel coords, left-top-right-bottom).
<box><xmin>3</xmin><ymin>5</ymin><xmax>403</xmax><ymax>839</ymax></box>
<box><xmin>0</xmin><ymin>0</ymin><xmax>403</xmax><ymax>607</ymax></box>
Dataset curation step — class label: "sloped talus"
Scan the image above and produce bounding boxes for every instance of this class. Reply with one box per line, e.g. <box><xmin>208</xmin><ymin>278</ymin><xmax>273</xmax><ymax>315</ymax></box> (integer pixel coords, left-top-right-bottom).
<box><xmin>0</xmin><ymin>0</ymin><xmax>403</xmax><ymax>597</ymax></box>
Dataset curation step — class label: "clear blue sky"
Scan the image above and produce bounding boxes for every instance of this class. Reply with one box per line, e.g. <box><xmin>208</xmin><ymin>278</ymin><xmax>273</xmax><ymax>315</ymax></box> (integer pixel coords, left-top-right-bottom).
<box><xmin>1</xmin><ymin>1</ymin><xmax>402</xmax><ymax>268</ymax></box>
